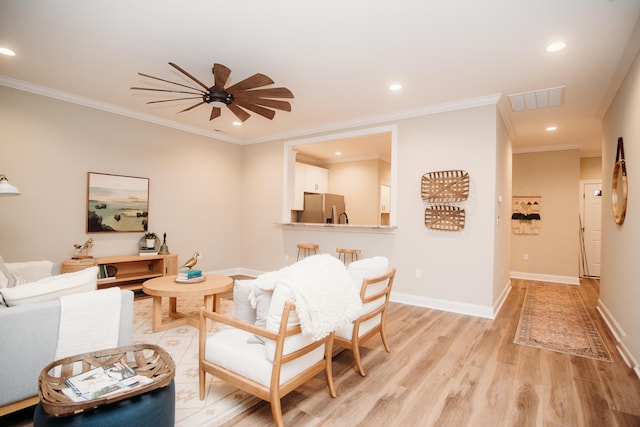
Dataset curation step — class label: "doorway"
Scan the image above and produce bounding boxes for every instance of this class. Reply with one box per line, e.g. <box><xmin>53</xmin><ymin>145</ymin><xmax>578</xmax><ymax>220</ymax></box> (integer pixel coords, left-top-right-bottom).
<box><xmin>579</xmin><ymin>180</ymin><xmax>602</xmax><ymax>278</ymax></box>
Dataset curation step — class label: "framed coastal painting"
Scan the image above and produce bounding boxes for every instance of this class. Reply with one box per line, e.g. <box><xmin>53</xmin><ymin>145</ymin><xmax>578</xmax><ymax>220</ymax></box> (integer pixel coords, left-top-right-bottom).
<box><xmin>87</xmin><ymin>172</ymin><xmax>149</xmax><ymax>233</ymax></box>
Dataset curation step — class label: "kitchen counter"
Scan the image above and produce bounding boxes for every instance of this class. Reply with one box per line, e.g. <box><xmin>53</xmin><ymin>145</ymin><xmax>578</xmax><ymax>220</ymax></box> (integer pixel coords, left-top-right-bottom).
<box><xmin>279</xmin><ymin>222</ymin><xmax>397</xmax><ymax>233</ymax></box>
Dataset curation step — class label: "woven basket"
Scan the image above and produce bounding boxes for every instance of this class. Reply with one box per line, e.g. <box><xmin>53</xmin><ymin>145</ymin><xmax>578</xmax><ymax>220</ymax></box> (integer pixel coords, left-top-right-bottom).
<box><xmin>421</xmin><ymin>170</ymin><xmax>469</xmax><ymax>203</ymax></box>
<box><xmin>424</xmin><ymin>206</ymin><xmax>466</xmax><ymax>231</ymax></box>
<box><xmin>39</xmin><ymin>344</ymin><xmax>175</xmax><ymax>417</ymax></box>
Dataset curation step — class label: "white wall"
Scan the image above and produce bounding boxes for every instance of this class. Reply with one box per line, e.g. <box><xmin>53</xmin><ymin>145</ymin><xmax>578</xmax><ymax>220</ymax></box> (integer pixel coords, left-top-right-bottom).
<box><xmin>1</xmin><ymin>85</ymin><xmax>510</xmax><ymax>318</ymax></box>
<box><xmin>511</xmin><ymin>150</ymin><xmax>581</xmax><ymax>283</ymax></box>
<box><xmin>600</xmin><ymin>48</ymin><xmax>640</xmax><ymax>375</ymax></box>
<box><xmin>0</xmin><ymin>86</ymin><xmax>244</xmax><ymax>271</ymax></box>
<box><xmin>242</xmin><ymin>103</ymin><xmax>508</xmax><ymax>317</ymax></box>
<box><xmin>494</xmin><ymin>111</ymin><xmax>512</xmax><ymax>304</ymax></box>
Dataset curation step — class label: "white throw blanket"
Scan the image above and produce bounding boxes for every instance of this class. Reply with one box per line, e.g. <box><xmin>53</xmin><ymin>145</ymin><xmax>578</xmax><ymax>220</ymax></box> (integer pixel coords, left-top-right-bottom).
<box><xmin>250</xmin><ymin>254</ymin><xmax>362</xmax><ymax>340</ymax></box>
<box><xmin>54</xmin><ymin>287</ymin><xmax>122</xmax><ymax>360</ymax></box>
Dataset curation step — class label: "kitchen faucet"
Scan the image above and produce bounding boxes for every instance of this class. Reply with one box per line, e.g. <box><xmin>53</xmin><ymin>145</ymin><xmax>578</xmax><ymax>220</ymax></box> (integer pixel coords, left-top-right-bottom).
<box><xmin>339</xmin><ymin>212</ymin><xmax>349</xmax><ymax>224</ymax></box>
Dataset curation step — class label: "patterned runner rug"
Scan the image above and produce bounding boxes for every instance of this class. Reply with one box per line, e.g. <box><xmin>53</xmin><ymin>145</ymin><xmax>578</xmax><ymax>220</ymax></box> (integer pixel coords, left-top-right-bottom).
<box><xmin>514</xmin><ymin>283</ymin><xmax>612</xmax><ymax>361</ymax></box>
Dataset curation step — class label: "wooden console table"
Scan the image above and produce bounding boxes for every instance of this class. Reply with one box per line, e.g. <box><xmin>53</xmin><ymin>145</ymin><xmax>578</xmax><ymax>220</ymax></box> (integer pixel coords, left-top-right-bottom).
<box><xmin>61</xmin><ymin>253</ymin><xmax>178</xmax><ymax>296</ymax></box>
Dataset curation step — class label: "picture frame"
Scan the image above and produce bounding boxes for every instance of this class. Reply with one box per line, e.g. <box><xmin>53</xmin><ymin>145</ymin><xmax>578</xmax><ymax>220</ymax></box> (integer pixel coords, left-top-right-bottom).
<box><xmin>87</xmin><ymin>172</ymin><xmax>150</xmax><ymax>233</ymax></box>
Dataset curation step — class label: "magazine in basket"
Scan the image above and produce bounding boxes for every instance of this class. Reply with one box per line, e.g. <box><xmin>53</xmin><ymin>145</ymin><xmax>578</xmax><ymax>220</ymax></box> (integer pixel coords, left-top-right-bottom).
<box><xmin>64</xmin><ymin>361</ymin><xmax>152</xmax><ymax>401</ymax></box>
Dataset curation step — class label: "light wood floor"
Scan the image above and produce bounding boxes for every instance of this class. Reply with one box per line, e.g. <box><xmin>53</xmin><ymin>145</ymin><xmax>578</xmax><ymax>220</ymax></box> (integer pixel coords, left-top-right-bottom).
<box><xmin>224</xmin><ymin>278</ymin><xmax>640</xmax><ymax>427</ymax></box>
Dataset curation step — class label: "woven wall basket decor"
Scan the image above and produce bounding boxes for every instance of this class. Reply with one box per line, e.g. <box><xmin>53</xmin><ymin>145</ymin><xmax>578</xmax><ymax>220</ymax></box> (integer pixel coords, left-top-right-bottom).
<box><xmin>421</xmin><ymin>170</ymin><xmax>469</xmax><ymax>203</ymax></box>
<box><xmin>424</xmin><ymin>205</ymin><xmax>466</xmax><ymax>231</ymax></box>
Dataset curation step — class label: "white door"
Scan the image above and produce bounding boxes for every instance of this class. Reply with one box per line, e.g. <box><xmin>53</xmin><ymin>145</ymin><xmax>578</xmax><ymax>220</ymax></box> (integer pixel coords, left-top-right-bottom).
<box><xmin>581</xmin><ymin>181</ymin><xmax>602</xmax><ymax>277</ymax></box>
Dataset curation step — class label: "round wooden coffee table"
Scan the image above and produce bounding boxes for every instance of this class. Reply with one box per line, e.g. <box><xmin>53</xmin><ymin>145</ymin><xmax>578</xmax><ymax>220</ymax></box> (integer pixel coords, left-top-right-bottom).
<box><xmin>142</xmin><ymin>274</ymin><xmax>233</xmax><ymax>332</ymax></box>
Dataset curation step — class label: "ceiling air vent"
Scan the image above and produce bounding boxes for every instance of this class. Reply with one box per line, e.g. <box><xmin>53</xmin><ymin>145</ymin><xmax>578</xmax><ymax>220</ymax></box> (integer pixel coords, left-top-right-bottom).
<box><xmin>508</xmin><ymin>86</ymin><xmax>565</xmax><ymax>112</ymax></box>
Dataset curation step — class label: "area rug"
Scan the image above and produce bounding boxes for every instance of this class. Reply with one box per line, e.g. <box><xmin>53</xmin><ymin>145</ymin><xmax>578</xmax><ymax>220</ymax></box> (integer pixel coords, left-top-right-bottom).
<box><xmin>514</xmin><ymin>283</ymin><xmax>612</xmax><ymax>361</ymax></box>
<box><xmin>132</xmin><ymin>293</ymin><xmax>260</xmax><ymax>426</ymax></box>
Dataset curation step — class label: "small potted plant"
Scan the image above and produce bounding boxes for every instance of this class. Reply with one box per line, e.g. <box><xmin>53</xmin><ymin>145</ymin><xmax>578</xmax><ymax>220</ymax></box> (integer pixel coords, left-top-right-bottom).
<box><xmin>144</xmin><ymin>232</ymin><xmax>157</xmax><ymax>249</ymax></box>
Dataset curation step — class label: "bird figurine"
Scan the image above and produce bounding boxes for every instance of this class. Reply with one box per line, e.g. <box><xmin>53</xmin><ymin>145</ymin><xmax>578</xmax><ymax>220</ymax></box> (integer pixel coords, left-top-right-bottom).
<box><xmin>181</xmin><ymin>251</ymin><xmax>200</xmax><ymax>269</ymax></box>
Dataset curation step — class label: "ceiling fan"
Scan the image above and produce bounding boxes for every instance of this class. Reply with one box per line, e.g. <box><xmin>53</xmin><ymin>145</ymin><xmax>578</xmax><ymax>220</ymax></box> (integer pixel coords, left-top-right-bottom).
<box><xmin>131</xmin><ymin>62</ymin><xmax>294</xmax><ymax>122</ymax></box>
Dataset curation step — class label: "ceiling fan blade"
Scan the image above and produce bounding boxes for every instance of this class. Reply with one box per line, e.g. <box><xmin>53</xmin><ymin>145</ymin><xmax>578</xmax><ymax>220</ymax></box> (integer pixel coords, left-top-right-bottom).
<box><xmin>237</xmin><ymin>87</ymin><xmax>294</xmax><ymax>99</ymax></box>
<box><xmin>227</xmin><ymin>104</ymin><xmax>251</xmax><ymax>122</ymax></box>
<box><xmin>226</xmin><ymin>73</ymin><xmax>274</xmax><ymax>93</ymax></box>
<box><xmin>210</xmin><ymin>106</ymin><xmax>221</xmax><ymax>121</ymax></box>
<box><xmin>179</xmin><ymin>101</ymin><xmax>206</xmax><ymax>113</ymax></box>
<box><xmin>213</xmin><ymin>63</ymin><xmax>231</xmax><ymax>89</ymax></box>
<box><xmin>234</xmin><ymin>100</ymin><xmax>276</xmax><ymax>120</ymax></box>
<box><xmin>146</xmin><ymin>96</ymin><xmax>203</xmax><ymax>104</ymax></box>
<box><xmin>138</xmin><ymin>72</ymin><xmax>206</xmax><ymax>93</ymax></box>
<box><xmin>168</xmin><ymin>62</ymin><xmax>210</xmax><ymax>91</ymax></box>
<box><xmin>234</xmin><ymin>97</ymin><xmax>291</xmax><ymax>112</ymax></box>
<box><xmin>131</xmin><ymin>87</ymin><xmax>203</xmax><ymax>96</ymax></box>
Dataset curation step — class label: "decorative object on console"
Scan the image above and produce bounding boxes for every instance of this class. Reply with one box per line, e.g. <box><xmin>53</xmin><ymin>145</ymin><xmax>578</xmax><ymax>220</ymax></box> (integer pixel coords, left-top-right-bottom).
<box><xmin>181</xmin><ymin>251</ymin><xmax>200</xmax><ymax>270</ymax></box>
<box><xmin>72</xmin><ymin>238</ymin><xmax>94</xmax><ymax>259</ymax></box>
<box><xmin>139</xmin><ymin>233</ymin><xmax>160</xmax><ymax>255</ymax></box>
<box><xmin>131</xmin><ymin>62</ymin><xmax>294</xmax><ymax>123</ymax></box>
<box><xmin>144</xmin><ymin>232</ymin><xmax>157</xmax><ymax>249</ymax></box>
<box><xmin>87</xmin><ymin>172</ymin><xmax>149</xmax><ymax>233</ymax></box>
<box><xmin>422</xmin><ymin>170</ymin><xmax>469</xmax><ymax>231</ymax></box>
<box><xmin>0</xmin><ymin>174</ymin><xmax>20</xmax><ymax>196</ymax></box>
<box><xmin>612</xmin><ymin>136</ymin><xmax>627</xmax><ymax>225</ymax></box>
<box><xmin>158</xmin><ymin>232</ymin><xmax>170</xmax><ymax>255</ymax></box>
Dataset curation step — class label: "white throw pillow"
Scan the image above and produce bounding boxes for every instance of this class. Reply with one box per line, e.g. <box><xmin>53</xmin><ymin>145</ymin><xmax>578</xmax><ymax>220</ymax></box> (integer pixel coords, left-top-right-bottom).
<box><xmin>0</xmin><ymin>255</ymin><xmax>25</xmax><ymax>288</ymax></box>
<box><xmin>6</xmin><ymin>260</ymin><xmax>55</xmax><ymax>283</ymax></box>
<box><xmin>347</xmin><ymin>256</ymin><xmax>389</xmax><ymax>289</ymax></box>
<box><xmin>247</xmin><ymin>286</ymin><xmax>273</xmax><ymax>344</ymax></box>
<box><xmin>264</xmin><ymin>284</ymin><xmax>315</xmax><ymax>362</ymax></box>
<box><xmin>0</xmin><ymin>266</ymin><xmax>98</xmax><ymax>306</ymax></box>
<box><xmin>233</xmin><ymin>279</ymin><xmax>257</xmax><ymax>324</ymax></box>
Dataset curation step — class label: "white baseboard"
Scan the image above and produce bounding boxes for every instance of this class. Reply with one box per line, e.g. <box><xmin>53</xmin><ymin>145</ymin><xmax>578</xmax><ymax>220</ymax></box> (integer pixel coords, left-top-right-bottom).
<box><xmin>390</xmin><ymin>292</ymin><xmax>495</xmax><ymax>319</ymax></box>
<box><xmin>210</xmin><ymin>267</ymin><xmax>510</xmax><ymax>320</ymax></box>
<box><xmin>597</xmin><ymin>300</ymin><xmax>640</xmax><ymax>380</ymax></box>
<box><xmin>205</xmin><ymin>267</ymin><xmax>265</xmax><ymax>278</ymax></box>
<box><xmin>510</xmin><ymin>271</ymin><xmax>580</xmax><ymax>285</ymax></box>
<box><xmin>493</xmin><ymin>280</ymin><xmax>512</xmax><ymax>317</ymax></box>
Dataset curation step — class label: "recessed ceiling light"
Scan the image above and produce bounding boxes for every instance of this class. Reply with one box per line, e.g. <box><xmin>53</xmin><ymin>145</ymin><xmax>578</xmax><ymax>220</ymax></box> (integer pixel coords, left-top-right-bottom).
<box><xmin>389</xmin><ymin>83</ymin><xmax>402</xmax><ymax>91</ymax></box>
<box><xmin>546</xmin><ymin>42</ymin><xmax>566</xmax><ymax>52</ymax></box>
<box><xmin>334</xmin><ymin>151</ymin><xmax>342</xmax><ymax>156</ymax></box>
<box><xmin>0</xmin><ymin>47</ymin><xmax>16</xmax><ymax>56</ymax></box>
<box><xmin>546</xmin><ymin>126</ymin><xmax>558</xmax><ymax>131</ymax></box>
<box><xmin>232</xmin><ymin>121</ymin><xmax>242</xmax><ymax>126</ymax></box>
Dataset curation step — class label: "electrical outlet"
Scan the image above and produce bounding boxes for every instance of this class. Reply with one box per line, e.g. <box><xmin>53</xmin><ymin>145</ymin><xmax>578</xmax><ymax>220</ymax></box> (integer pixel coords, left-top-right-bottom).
<box><xmin>415</xmin><ymin>268</ymin><xmax>422</xmax><ymax>279</ymax></box>
<box><xmin>523</xmin><ymin>254</ymin><xmax>529</xmax><ymax>261</ymax></box>
<box><xmin>284</xmin><ymin>254</ymin><xmax>289</xmax><ymax>262</ymax></box>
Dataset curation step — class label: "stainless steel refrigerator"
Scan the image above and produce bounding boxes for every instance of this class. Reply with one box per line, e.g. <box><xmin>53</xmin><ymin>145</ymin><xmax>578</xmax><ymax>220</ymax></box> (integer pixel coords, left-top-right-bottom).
<box><xmin>298</xmin><ymin>193</ymin><xmax>346</xmax><ymax>224</ymax></box>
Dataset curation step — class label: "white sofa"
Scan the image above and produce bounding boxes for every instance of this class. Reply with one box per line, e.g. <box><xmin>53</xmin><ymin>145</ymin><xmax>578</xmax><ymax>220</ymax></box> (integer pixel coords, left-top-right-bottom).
<box><xmin>0</xmin><ymin>258</ymin><xmax>134</xmax><ymax>415</ymax></box>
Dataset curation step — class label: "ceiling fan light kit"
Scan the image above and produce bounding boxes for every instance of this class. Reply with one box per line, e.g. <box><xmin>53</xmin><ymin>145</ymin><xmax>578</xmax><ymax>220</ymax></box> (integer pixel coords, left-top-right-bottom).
<box><xmin>131</xmin><ymin>62</ymin><xmax>294</xmax><ymax>123</ymax></box>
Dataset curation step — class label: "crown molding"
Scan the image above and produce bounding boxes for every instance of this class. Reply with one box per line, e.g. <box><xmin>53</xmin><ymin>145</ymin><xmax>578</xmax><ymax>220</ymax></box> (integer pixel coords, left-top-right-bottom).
<box><xmin>0</xmin><ymin>75</ymin><xmax>240</xmax><ymax>144</ymax></box>
<box><xmin>245</xmin><ymin>93</ymin><xmax>502</xmax><ymax>145</ymax></box>
<box><xmin>1</xmin><ymin>74</ymin><xmax>501</xmax><ymax>146</ymax></box>
<box><xmin>512</xmin><ymin>144</ymin><xmax>582</xmax><ymax>154</ymax></box>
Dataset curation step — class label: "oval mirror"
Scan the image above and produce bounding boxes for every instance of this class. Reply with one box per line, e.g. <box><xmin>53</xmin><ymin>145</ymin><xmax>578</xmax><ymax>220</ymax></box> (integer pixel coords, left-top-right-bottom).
<box><xmin>612</xmin><ymin>137</ymin><xmax>628</xmax><ymax>225</ymax></box>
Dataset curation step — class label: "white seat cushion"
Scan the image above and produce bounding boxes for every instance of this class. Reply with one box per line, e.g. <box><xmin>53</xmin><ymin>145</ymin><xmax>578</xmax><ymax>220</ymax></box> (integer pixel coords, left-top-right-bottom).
<box><xmin>204</xmin><ymin>328</ymin><xmax>325</xmax><ymax>388</ymax></box>
<box><xmin>335</xmin><ymin>313</ymin><xmax>382</xmax><ymax>340</ymax></box>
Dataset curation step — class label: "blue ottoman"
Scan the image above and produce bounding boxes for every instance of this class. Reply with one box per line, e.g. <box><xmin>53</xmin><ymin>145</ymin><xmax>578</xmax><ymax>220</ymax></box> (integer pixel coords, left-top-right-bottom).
<box><xmin>33</xmin><ymin>380</ymin><xmax>175</xmax><ymax>427</ymax></box>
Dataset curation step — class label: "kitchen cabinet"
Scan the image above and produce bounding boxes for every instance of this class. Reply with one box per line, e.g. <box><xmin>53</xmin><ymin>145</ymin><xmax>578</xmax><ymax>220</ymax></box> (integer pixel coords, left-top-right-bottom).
<box><xmin>380</xmin><ymin>185</ymin><xmax>391</xmax><ymax>213</ymax></box>
<box><xmin>294</xmin><ymin>163</ymin><xmax>328</xmax><ymax>210</ymax></box>
<box><xmin>303</xmin><ymin>163</ymin><xmax>328</xmax><ymax>193</ymax></box>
